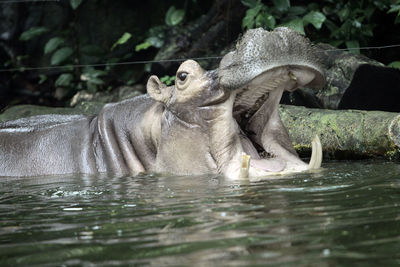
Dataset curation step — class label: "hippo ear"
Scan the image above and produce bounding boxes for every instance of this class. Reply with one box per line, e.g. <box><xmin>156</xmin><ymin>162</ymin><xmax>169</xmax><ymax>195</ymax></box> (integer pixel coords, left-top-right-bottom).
<box><xmin>147</xmin><ymin>75</ymin><xmax>171</xmax><ymax>104</ymax></box>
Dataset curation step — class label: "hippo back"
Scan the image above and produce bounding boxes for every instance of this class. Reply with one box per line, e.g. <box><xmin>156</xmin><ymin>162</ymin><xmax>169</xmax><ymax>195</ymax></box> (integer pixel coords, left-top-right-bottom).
<box><xmin>0</xmin><ymin>114</ymin><xmax>96</xmax><ymax>177</ymax></box>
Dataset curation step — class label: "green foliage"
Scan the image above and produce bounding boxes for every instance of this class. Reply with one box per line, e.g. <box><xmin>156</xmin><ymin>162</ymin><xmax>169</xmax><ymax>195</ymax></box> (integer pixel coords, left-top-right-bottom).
<box><xmin>80</xmin><ymin>44</ymin><xmax>105</xmax><ymax>56</ymax></box>
<box><xmin>280</xmin><ymin>18</ymin><xmax>304</xmax><ymax>34</ymax></box>
<box><xmin>51</xmin><ymin>47</ymin><xmax>73</xmax><ymax>65</ymax></box>
<box><xmin>38</xmin><ymin>74</ymin><xmax>48</xmax><ymax>85</ymax></box>
<box><xmin>44</xmin><ymin>37</ymin><xmax>65</xmax><ymax>55</ymax></box>
<box><xmin>273</xmin><ymin>0</ymin><xmax>290</xmax><ymax>12</ymax></box>
<box><xmin>160</xmin><ymin>75</ymin><xmax>175</xmax><ymax>86</ymax></box>
<box><xmin>241</xmin><ymin>0</ymin><xmax>398</xmax><ymax>53</ymax></box>
<box><xmin>388</xmin><ymin>61</ymin><xmax>400</xmax><ymax>69</ymax></box>
<box><xmin>242</xmin><ymin>1</ymin><xmax>275</xmax><ymax>30</ymax></box>
<box><xmin>388</xmin><ymin>1</ymin><xmax>400</xmax><ymax>24</ymax></box>
<box><xmin>111</xmin><ymin>32</ymin><xmax>132</xmax><ymax>51</ymax></box>
<box><xmin>16</xmin><ymin>0</ymin><xmax>112</xmax><ymax>96</ymax></box>
<box><xmin>80</xmin><ymin>67</ymin><xmax>107</xmax><ymax>93</ymax></box>
<box><xmin>135</xmin><ymin>41</ymin><xmax>152</xmax><ymax>52</ymax></box>
<box><xmin>134</xmin><ymin>6</ymin><xmax>183</xmax><ymax>53</ymax></box>
<box><xmin>70</xmin><ymin>0</ymin><xmax>83</xmax><ymax>10</ymax></box>
<box><xmin>165</xmin><ymin>6</ymin><xmax>185</xmax><ymax>26</ymax></box>
<box><xmin>19</xmin><ymin>27</ymin><xmax>49</xmax><ymax>41</ymax></box>
<box><xmin>345</xmin><ymin>40</ymin><xmax>360</xmax><ymax>54</ymax></box>
<box><xmin>55</xmin><ymin>73</ymin><xmax>74</xmax><ymax>87</ymax></box>
<box><xmin>303</xmin><ymin>11</ymin><xmax>326</xmax><ymax>30</ymax></box>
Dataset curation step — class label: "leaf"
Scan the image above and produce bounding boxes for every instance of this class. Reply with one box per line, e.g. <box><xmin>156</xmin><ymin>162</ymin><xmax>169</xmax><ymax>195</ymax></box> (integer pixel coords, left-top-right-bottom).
<box><xmin>345</xmin><ymin>40</ymin><xmax>360</xmax><ymax>54</ymax></box>
<box><xmin>329</xmin><ymin>40</ymin><xmax>344</xmax><ymax>47</ymax></box>
<box><xmin>338</xmin><ymin>8</ymin><xmax>350</xmax><ymax>22</ymax></box>
<box><xmin>51</xmin><ymin>47</ymin><xmax>73</xmax><ymax>65</ymax></box>
<box><xmin>135</xmin><ymin>41</ymin><xmax>152</xmax><ymax>52</ymax></box>
<box><xmin>303</xmin><ymin>11</ymin><xmax>326</xmax><ymax>29</ymax></box>
<box><xmin>273</xmin><ymin>0</ymin><xmax>290</xmax><ymax>12</ymax></box>
<box><xmin>146</xmin><ymin>36</ymin><xmax>164</xmax><ymax>48</ymax></box>
<box><xmin>44</xmin><ymin>37</ymin><xmax>65</xmax><ymax>55</ymax></box>
<box><xmin>352</xmin><ymin>19</ymin><xmax>361</xmax><ymax>28</ymax></box>
<box><xmin>388</xmin><ymin>61</ymin><xmax>400</xmax><ymax>70</ymax></box>
<box><xmin>241</xmin><ymin>0</ymin><xmax>259</xmax><ymax>8</ymax></box>
<box><xmin>70</xmin><ymin>0</ymin><xmax>83</xmax><ymax>10</ymax></box>
<box><xmin>165</xmin><ymin>6</ymin><xmax>176</xmax><ymax>25</ymax></box>
<box><xmin>80</xmin><ymin>44</ymin><xmax>105</xmax><ymax>56</ymax></box>
<box><xmin>280</xmin><ymin>18</ymin><xmax>305</xmax><ymax>35</ymax></box>
<box><xmin>242</xmin><ymin>4</ymin><xmax>262</xmax><ymax>29</ymax></box>
<box><xmin>255</xmin><ymin>14</ymin><xmax>263</xmax><ymax>28</ymax></box>
<box><xmin>39</xmin><ymin>74</ymin><xmax>47</xmax><ymax>85</ymax></box>
<box><xmin>19</xmin><ymin>27</ymin><xmax>49</xmax><ymax>41</ymax></box>
<box><xmin>165</xmin><ymin>6</ymin><xmax>185</xmax><ymax>26</ymax></box>
<box><xmin>111</xmin><ymin>32</ymin><xmax>132</xmax><ymax>51</ymax></box>
<box><xmin>388</xmin><ymin>5</ymin><xmax>400</xmax><ymax>14</ymax></box>
<box><xmin>160</xmin><ymin>75</ymin><xmax>175</xmax><ymax>86</ymax></box>
<box><xmin>288</xmin><ymin>6</ymin><xmax>307</xmax><ymax>16</ymax></box>
<box><xmin>82</xmin><ymin>67</ymin><xmax>107</xmax><ymax>78</ymax></box>
<box><xmin>55</xmin><ymin>73</ymin><xmax>73</xmax><ymax>87</ymax></box>
<box><xmin>86</xmin><ymin>77</ymin><xmax>104</xmax><ymax>85</ymax></box>
<box><xmin>388</xmin><ymin>4</ymin><xmax>400</xmax><ymax>24</ymax></box>
<box><xmin>264</xmin><ymin>14</ymin><xmax>276</xmax><ymax>29</ymax></box>
<box><xmin>256</xmin><ymin>13</ymin><xmax>276</xmax><ymax>29</ymax></box>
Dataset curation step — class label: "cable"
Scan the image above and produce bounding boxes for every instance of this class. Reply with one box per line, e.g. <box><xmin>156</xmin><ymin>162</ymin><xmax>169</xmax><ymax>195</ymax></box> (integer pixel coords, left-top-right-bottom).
<box><xmin>0</xmin><ymin>56</ymin><xmax>223</xmax><ymax>73</ymax></box>
<box><xmin>322</xmin><ymin>44</ymin><xmax>400</xmax><ymax>52</ymax></box>
<box><xmin>0</xmin><ymin>45</ymin><xmax>399</xmax><ymax>73</ymax></box>
<box><xmin>0</xmin><ymin>0</ymin><xmax>59</xmax><ymax>3</ymax></box>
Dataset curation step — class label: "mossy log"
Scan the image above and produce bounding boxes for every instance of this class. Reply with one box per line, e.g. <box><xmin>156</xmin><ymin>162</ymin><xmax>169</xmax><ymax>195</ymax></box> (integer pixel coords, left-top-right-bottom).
<box><xmin>280</xmin><ymin>105</ymin><xmax>400</xmax><ymax>160</ymax></box>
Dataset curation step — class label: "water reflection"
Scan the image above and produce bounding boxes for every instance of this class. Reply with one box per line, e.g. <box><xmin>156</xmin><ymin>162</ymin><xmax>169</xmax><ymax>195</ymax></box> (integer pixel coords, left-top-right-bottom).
<box><xmin>0</xmin><ymin>161</ymin><xmax>400</xmax><ymax>265</ymax></box>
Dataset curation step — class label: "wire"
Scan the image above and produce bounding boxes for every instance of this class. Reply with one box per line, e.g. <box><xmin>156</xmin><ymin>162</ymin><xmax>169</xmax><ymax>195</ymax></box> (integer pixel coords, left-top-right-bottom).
<box><xmin>0</xmin><ymin>0</ymin><xmax>59</xmax><ymax>3</ymax></box>
<box><xmin>0</xmin><ymin>44</ymin><xmax>399</xmax><ymax>73</ymax></box>
<box><xmin>322</xmin><ymin>44</ymin><xmax>400</xmax><ymax>52</ymax></box>
<box><xmin>0</xmin><ymin>56</ymin><xmax>223</xmax><ymax>73</ymax></box>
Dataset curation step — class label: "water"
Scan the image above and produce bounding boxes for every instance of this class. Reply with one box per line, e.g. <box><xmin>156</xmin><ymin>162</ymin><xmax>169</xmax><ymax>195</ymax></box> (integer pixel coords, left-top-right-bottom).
<box><xmin>1</xmin><ymin>161</ymin><xmax>400</xmax><ymax>266</ymax></box>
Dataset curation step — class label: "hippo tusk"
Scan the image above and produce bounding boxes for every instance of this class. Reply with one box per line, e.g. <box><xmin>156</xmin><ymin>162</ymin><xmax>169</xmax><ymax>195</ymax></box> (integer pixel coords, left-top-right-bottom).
<box><xmin>308</xmin><ymin>135</ymin><xmax>322</xmax><ymax>169</ymax></box>
<box><xmin>239</xmin><ymin>153</ymin><xmax>251</xmax><ymax>179</ymax></box>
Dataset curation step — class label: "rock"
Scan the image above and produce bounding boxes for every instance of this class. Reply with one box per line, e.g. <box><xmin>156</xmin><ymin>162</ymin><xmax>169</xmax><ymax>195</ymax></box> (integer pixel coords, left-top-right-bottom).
<box><xmin>70</xmin><ymin>85</ymin><xmax>145</xmax><ymax>106</ymax></box>
<box><xmin>338</xmin><ymin>65</ymin><xmax>400</xmax><ymax>112</ymax></box>
<box><xmin>0</xmin><ymin>101</ymin><xmax>105</xmax><ymax>123</ymax></box>
<box><xmin>281</xmin><ymin>43</ymin><xmax>398</xmax><ymax>110</ymax></box>
<box><xmin>0</xmin><ymin>105</ymin><xmax>79</xmax><ymax>123</ymax></box>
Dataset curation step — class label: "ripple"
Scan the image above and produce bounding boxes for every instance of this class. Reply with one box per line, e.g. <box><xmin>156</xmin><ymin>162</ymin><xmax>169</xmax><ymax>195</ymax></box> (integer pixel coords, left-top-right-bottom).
<box><xmin>1</xmin><ymin>161</ymin><xmax>400</xmax><ymax>266</ymax></box>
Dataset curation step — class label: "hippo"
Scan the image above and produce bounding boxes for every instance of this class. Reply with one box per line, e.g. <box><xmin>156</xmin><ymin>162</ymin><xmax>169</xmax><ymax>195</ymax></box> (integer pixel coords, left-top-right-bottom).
<box><xmin>0</xmin><ymin>27</ymin><xmax>324</xmax><ymax>179</ymax></box>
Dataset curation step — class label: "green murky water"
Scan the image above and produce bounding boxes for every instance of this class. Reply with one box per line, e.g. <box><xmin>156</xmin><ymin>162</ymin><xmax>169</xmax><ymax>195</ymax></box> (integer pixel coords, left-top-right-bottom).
<box><xmin>1</xmin><ymin>161</ymin><xmax>400</xmax><ymax>266</ymax></box>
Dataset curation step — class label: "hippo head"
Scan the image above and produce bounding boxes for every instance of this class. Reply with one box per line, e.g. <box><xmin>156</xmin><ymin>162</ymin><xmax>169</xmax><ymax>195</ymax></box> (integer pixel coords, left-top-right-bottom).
<box><xmin>147</xmin><ymin>60</ymin><xmax>232</xmax><ymax>124</ymax></box>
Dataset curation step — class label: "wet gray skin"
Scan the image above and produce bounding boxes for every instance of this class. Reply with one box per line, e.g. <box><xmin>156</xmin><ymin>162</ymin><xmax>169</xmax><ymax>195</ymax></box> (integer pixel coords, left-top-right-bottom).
<box><xmin>0</xmin><ymin>27</ymin><xmax>324</xmax><ymax>180</ymax></box>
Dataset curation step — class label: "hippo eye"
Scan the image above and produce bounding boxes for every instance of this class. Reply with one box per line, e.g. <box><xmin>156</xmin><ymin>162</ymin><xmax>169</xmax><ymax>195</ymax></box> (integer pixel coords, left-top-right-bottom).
<box><xmin>177</xmin><ymin>72</ymin><xmax>188</xmax><ymax>82</ymax></box>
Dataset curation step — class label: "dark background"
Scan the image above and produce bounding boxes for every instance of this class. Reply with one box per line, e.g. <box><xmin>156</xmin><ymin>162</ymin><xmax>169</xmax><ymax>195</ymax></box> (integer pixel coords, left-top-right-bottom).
<box><xmin>0</xmin><ymin>0</ymin><xmax>399</xmax><ymax>111</ymax></box>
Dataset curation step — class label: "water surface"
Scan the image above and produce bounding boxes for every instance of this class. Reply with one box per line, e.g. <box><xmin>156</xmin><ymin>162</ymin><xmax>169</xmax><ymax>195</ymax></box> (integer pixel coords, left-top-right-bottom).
<box><xmin>1</xmin><ymin>161</ymin><xmax>400</xmax><ymax>266</ymax></box>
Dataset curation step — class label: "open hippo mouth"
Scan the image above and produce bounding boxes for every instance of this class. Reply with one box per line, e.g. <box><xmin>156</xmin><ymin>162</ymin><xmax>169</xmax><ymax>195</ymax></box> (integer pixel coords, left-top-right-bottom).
<box><xmin>216</xmin><ymin>27</ymin><xmax>325</xmax><ymax>177</ymax></box>
<box><xmin>220</xmin><ymin>27</ymin><xmax>325</xmax><ymax>127</ymax></box>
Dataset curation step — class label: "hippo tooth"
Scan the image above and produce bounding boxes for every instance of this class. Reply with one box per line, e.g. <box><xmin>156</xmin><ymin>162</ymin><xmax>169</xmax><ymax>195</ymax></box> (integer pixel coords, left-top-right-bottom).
<box><xmin>239</xmin><ymin>153</ymin><xmax>251</xmax><ymax>179</ymax></box>
<box><xmin>309</xmin><ymin>135</ymin><xmax>322</xmax><ymax>169</ymax></box>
